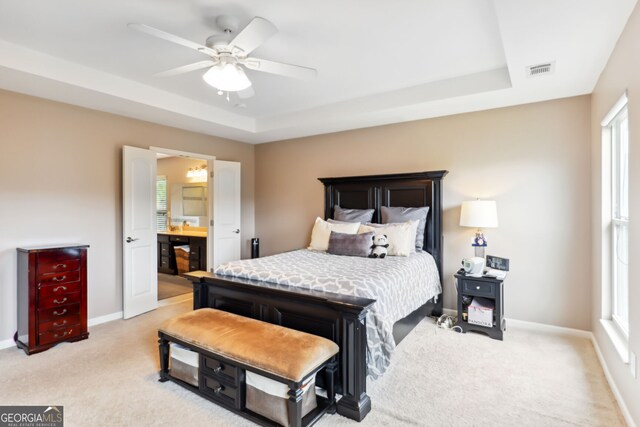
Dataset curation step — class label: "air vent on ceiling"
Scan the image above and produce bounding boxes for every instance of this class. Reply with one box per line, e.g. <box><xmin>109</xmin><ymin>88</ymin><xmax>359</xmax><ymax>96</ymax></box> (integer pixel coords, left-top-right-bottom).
<box><xmin>526</xmin><ymin>62</ymin><xmax>555</xmax><ymax>77</ymax></box>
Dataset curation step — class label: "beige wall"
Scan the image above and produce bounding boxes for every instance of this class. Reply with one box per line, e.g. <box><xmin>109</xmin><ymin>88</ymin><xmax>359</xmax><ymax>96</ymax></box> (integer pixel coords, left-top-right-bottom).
<box><xmin>255</xmin><ymin>95</ymin><xmax>592</xmax><ymax>330</ymax></box>
<box><xmin>0</xmin><ymin>89</ymin><xmax>255</xmax><ymax>344</ymax></box>
<box><xmin>591</xmin><ymin>2</ymin><xmax>640</xmax><ymax>424</ymax></box>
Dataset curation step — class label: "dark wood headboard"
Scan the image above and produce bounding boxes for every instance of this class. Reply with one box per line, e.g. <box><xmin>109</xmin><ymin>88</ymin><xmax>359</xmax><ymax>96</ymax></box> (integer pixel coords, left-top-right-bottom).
<box><xmin>318</xmin><ymin>170</ymin><xmax>448</xmax><ymax>280</ymax></box>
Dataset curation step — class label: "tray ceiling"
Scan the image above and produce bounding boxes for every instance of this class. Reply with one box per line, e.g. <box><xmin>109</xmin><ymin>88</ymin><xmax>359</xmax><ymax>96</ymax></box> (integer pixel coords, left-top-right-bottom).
<box><xmin>0</xmin><ymin>0</ymin><xmax>635</xmax><ymax>143</ymax></box>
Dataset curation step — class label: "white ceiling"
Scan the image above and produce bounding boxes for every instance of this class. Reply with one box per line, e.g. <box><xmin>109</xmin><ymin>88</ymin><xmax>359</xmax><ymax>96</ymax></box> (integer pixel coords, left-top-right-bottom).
<box><xmin>0</xmin><ymin>0</ymin><xmax>635</xmax><ymax>143</ymax></box>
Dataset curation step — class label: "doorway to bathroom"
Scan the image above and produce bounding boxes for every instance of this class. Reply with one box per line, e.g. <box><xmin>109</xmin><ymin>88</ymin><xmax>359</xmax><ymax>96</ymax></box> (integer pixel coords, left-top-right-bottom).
<box><xmin>155</xmin><ymin>152</ymin><xmax>209</xmax><ymax>301</ymax></box>
<box><xmin>122</xmin><ymin>145</ymin><xmax>242</xmax><ymax>319</ymax></box>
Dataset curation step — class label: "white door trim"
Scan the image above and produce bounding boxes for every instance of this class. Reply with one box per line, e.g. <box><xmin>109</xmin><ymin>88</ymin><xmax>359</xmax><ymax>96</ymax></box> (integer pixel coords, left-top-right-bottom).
<box><xmin>150</xmin><ymin>146</ymin><xmax>215</xmax><ymax>160</ymax></box>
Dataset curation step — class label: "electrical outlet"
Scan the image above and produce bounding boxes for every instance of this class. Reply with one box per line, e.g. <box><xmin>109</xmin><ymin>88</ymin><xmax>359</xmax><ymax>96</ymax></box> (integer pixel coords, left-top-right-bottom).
<box><xmin>631</xmin><ymin>352</ymin><xmax>637</xmax><ymax>379</ymax></box>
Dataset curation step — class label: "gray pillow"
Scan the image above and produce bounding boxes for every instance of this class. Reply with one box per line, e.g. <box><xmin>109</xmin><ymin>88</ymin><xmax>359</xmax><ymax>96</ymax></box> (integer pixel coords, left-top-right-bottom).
<box><xmin>381</xmin><ymin>206</ymin><xmax>430</xmax><ymax>250</ymax></box>
<box><xmin>333</xmin><ymin>205</ymin><xmax>374</xmax><ymax>223</ymax></box>
<box><xmin>327</xmin><ymin>231</ymin><xmax>374</xmax><ymax>257</ymax></box>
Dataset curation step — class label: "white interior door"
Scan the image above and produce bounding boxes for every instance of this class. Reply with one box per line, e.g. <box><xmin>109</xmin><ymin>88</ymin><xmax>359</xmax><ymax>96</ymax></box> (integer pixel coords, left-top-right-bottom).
<box><xmin>213</xmin><ymin>160</ymin><xmax>242</xmax><ymax>269</ymax></box>
<box><xmin>122</xmin><ymin>146</ymin><xmax>158</xmax><ymax>319</ymax></box>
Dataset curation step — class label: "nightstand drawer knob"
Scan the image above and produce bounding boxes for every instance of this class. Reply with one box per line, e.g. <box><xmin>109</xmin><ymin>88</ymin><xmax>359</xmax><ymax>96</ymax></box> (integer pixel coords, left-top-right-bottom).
<box><xmin>476</xmin><ymin>286</ymin><xmax>480</xmax><ymax>290</ymax></box>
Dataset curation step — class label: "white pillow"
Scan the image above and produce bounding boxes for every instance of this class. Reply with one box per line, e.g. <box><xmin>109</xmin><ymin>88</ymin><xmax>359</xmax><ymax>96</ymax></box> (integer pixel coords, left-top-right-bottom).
<box><xmin>308</xmin><ymin>217</ymin><xmax>360</xmax><ymax>251</ymax></box>
<box><xmin>358</xmin><ymin>220</ymin><xmax>418</xmax><ymax>257</ymax></box>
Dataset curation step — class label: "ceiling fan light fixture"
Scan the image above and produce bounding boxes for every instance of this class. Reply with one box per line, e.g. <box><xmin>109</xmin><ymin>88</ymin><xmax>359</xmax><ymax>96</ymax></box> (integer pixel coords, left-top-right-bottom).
<box><xmin>203</xmin><ymin>63</ymin><xmax>251</xmax><ymax>92</ymax></box>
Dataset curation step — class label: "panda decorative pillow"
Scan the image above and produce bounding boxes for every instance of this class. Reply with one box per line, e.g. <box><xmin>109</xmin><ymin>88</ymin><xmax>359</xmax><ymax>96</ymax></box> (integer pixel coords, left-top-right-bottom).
<box><xmin>369</xmin><ymin>234</ymin><xmax>389</xmax><ymax>258</ymax></box>
<box><xmin>358</xmin><ymin>220</ymin><xmax>417</xmax><ymax>257</ymax></box>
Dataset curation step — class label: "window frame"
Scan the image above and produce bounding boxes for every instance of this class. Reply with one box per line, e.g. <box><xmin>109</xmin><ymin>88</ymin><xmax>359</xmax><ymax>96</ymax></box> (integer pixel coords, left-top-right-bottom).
<box><xmin>602</xmin><ymin>94</ymin><xmax>629</xmax><ymax>341</ymax></box>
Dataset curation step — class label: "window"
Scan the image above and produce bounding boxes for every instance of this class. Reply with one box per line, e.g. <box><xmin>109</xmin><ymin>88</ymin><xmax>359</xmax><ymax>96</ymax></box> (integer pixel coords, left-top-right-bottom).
<box><xmin>611</xmin><ymin>106</ymin><xmax>629</xmax><ymax>335</ymax></box>
<box><xmin>603</xmin><ymin>95</ymin><xmax>629</xmax><ymax>338</ymax></box>
<box><xmin>156</xmin><ymin>176</ymin><xmax>167</xmax><ymax>232</ymax></box>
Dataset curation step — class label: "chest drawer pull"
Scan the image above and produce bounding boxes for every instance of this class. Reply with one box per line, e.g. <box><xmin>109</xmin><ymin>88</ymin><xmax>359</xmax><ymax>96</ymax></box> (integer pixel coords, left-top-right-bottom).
<box><xmin>54</xmin><ymin>263</ymin><xmax>68</xmax><ymax>270</ymax></box>
<box><xmin>53</xmin><ymin>309</ymin><xmax>68</xmax><ymax>316</ymax></box>
<box><xmin>53</xmin><ymin>298</ymin><xmax>68</xmax><ymax>305</ymax></box>
<box><xmin>213</xmin><ymin>366</ymin><xmax>222</xmax><ymax>374</ymax></box>
<box><xmin>54</xmin><ymin>329</ymin><xmax>72</xmax><ymax>339</ymax></box>
<box><xmin>53</xmin><ymin>320</ymin><xmax>68</xmax><ymax>327</ymax></box>
<box><xmin>53</xmin><ymin>285</ymin><xmax>68</xmax><ymax>293</ymax></box>
<box><xmin>213</xmin><ymin>385</ymin><xmax>224</xmax><ymax>394</ymax></box>
<box><xmin>52</xmin><ymin>276</ymin><xmax>67</xmax><ymax>282</ymax></box>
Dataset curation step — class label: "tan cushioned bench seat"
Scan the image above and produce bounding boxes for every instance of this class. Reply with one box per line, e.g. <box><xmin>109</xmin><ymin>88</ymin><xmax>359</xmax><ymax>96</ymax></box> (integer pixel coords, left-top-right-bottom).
<box><xmin>159</xmin><ymin>308</ymin><xmax>339</xmax><ymax>382</ymax></box>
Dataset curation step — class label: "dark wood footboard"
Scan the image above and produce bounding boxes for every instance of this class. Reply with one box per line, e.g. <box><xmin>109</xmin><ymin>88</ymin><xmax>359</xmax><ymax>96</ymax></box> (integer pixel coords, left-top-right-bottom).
<box><xmin>185</xmin><ymin>271</ymin><xmax>376</xmax><ymax>422</ymax></box>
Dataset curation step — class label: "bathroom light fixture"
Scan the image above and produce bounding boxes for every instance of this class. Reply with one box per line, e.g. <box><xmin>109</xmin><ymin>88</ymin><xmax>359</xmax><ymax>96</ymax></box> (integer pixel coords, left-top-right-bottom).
<box><xmin>187</xmin><ymin>165</ymin><xmax>208</xmax><ymax>179</ymax></box>
<box><xmin>202</xmin><ymin>62</ymin><xmax>251</xmax><ymax>92</ymax></box>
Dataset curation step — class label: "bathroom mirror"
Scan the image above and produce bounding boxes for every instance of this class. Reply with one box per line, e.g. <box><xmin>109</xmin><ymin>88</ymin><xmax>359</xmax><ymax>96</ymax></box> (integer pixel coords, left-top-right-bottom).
<box><xmin>182</xmin><ymin>186</ymin><xmax>206</xmax><ymax>216</ymax></box>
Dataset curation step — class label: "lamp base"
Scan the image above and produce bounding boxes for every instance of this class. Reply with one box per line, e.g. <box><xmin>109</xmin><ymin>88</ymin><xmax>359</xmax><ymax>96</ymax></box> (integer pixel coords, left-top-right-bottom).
<box><xmin>474</xmin><ymin>246</ymin><xmax>486</xmax><ymax>258</ymax></box>
<box><xmin>472</xmin><ymin>230</ymin><xmax>487</xmax><ymax>258</ymax></box>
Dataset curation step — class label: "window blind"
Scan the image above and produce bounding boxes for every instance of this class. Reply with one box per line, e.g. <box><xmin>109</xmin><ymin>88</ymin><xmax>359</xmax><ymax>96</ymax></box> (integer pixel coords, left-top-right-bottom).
<box><xmin>156</xmin><ymin>176</ymin><xmax>167</xmax><ymax>231</ymax></box>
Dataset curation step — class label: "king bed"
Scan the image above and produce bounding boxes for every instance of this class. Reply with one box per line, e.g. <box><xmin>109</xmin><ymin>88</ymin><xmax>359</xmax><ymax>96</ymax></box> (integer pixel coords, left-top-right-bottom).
<box><xmin>185</xmin><ymin>170</ymin><xmax>448</xmax><ymax>422</ymax></box>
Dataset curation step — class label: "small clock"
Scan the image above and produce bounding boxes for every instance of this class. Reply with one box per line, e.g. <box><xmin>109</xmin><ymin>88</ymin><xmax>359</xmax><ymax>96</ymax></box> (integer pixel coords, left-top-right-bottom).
<box><xmin>486</xmin><ymin>255</ymin><xmax>509</xmax><ymax>271</ymax></box>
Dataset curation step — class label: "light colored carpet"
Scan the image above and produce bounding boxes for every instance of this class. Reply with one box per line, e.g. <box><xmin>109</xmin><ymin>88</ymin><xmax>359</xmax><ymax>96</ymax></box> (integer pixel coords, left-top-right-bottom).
<box><xmin>158</xmin><ymin>273</ymin><xmax>193</xmax><ymax>300</ymax></box>
<box><xmin>0</xmin><ymin>300</ymin><xmax>624</xmax><ymax>427</ymax></box>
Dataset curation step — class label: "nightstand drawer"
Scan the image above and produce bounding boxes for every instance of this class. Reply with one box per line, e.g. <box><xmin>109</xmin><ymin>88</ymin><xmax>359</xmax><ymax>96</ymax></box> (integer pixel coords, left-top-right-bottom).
<box><xmin>462</xmin><ymin>280</ymin><xmax>495</xmax><ymax>297</ymax></box>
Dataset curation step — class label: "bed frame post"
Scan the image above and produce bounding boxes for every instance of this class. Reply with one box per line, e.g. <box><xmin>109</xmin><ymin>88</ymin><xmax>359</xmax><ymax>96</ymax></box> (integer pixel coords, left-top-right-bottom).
<box><xmin>337</xmin><ymin>311</ymin><xmax>371</xmax><ymax>421</ymax></box>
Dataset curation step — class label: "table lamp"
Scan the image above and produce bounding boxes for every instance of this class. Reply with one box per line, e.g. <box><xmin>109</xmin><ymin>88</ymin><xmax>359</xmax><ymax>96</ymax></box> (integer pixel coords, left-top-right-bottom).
<box><xmin>460</xmin><ymin>199</ymin><xmax>498</xmax><ymax>258</ymax></box>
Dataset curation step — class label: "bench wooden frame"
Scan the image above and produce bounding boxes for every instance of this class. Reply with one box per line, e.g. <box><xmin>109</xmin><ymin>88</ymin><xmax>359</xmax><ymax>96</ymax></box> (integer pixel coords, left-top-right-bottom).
<box><xmin>158</xmin><ymin>332</ymin><xmax>338</xmax><ymax>427</ymax></box>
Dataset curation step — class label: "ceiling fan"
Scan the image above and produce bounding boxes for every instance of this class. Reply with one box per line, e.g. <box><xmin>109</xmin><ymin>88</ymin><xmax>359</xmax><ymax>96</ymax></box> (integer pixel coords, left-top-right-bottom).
<box><xmin>128</xmin><ymin>16</ymin><xmax>317</xmax><ymax>96</ymax></box>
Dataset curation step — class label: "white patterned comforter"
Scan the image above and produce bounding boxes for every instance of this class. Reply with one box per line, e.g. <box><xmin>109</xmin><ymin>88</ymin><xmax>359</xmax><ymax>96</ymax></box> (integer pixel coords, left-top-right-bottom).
<box><xmin>214</xmin><ymin>249</ymin><xmax>441</xmax><ymax>379</ymax></box>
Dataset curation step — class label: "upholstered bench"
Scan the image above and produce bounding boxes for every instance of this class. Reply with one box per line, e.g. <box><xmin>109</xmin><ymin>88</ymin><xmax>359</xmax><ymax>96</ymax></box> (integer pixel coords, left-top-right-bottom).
<box><xmin>158</xmin><ymin>308</ymin><xmax>339</xmax><ymax>427</ymax></box>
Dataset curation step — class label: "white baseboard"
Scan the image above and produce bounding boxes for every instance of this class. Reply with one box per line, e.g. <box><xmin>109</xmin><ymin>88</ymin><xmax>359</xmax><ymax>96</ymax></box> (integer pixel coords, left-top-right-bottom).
<box><xmin>591</xmin><ymin>334</ymin><xmax>637</xmax><ymax>427</ymax></box>
<box><xmin>0</xmin><ymin>337</ymin><xmax>15</xmax><ymax>351</ymax></box>
<box><xmin>88</xmin><ymin>311</ymin><xmax>123</xmax><ymax>327</ymax></box>
<box><xmin>442</xmin><ymin>309</ymin><xmax>591</xmax><ymax>338</ymax></box>
<box><xmin>505</xmin><ymin>318</ymin><xmax>592</xmax><ymax>339</ymax></box>
<box><xmin>443</xmin><ymin>308</ymin><xmax>456</xmax><ymax>317</ymax></box>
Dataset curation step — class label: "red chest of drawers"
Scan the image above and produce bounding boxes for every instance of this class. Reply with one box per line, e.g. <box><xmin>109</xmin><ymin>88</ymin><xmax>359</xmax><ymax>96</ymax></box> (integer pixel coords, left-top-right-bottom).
<box><xmin>16</xmin><ymin>244</ymin><xmax>90</xmax><ymax>355</ymax></box>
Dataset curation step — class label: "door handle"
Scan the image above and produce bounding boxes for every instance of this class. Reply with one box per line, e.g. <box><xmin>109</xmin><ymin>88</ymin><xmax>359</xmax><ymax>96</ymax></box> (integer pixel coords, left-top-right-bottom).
<box><xmin>233</xmin><ymin>229</ymin><xmax>240</xmax><ymax>234</ymax></box>
<box><xmin>126</xmin><ymin>237</ymin><xmax>139</xmax><ymax>243</ymax></box>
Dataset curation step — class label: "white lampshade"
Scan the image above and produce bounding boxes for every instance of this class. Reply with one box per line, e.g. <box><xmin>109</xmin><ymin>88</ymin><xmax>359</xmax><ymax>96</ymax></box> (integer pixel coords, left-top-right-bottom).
<box><xmin>202</xmin><ymin>63</ymin><xmax>251</xmax><ymax>92</ymax></box>
<box><xmin>460</xmin><ymin>200</ymin><xmax>498</xmax><ymax>228</ymax></box>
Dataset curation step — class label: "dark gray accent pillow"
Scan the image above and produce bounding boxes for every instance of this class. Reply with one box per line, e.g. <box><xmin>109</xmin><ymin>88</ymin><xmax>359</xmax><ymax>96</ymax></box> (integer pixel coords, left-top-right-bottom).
<box><xmin>333</xmin><ymin>205</ymin><xmax>374</xmax><ymax>223</ymax></box>
<box><xmin>327</xmin><ymin>231</ymin><xmax>375</xmax><ymax>257</ymax></box>
<box><xmin>381</xmin><ymin>206</ymin><xmax>430</xmax><ymax>250</ymax></box>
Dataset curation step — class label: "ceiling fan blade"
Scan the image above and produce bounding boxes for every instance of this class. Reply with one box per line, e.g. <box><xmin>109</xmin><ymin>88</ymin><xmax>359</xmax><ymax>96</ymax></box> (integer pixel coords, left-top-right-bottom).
<box><xmin>237</xmin><ymin>86</ymin><xmax>255</xmax><ymax>99</ymax></box>
<box><xmin>243</xmin><ymin>58</ymin><xmax>317</xmax><ymax>80</ymax></box>
<box><xmin>154</xmin><ymin>60</ymin><xmax>217</xmax><ymax>77</ymax></box>
<box><xmin>128</xmin><ymin>23</ymin><xmax>219</xmax><ymax>57</ymax></box>
<box><xmin>228</xmin><ymin>17</ymin><xmax>277</xmax><ymax>55</ymax></box>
